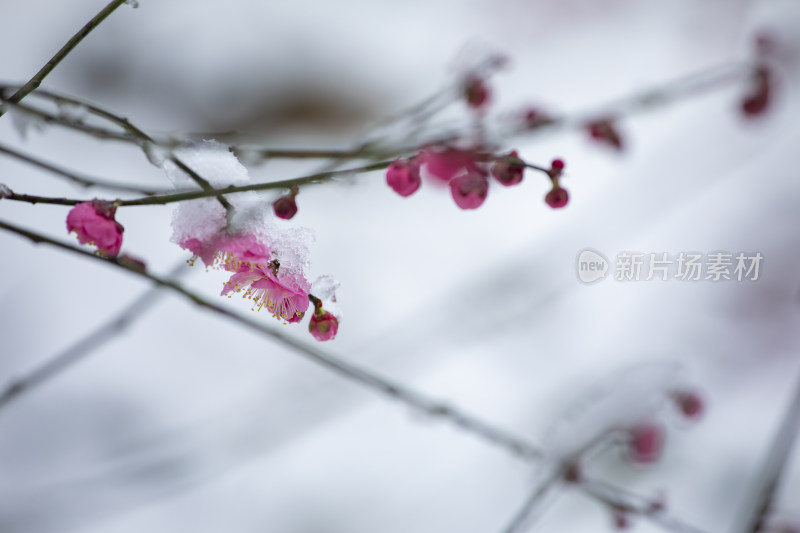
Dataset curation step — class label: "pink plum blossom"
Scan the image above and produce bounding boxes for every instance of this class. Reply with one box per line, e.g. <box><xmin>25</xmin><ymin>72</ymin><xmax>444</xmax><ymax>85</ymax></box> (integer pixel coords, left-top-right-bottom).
<box><xmin>309</xmin><ymin>309</ymin><xmax>338</xmax><ymax>341</ymax></box>
<box><xmin>450</xmin><ymin>171</ymin><xmax>489</xmax><ymax>210</ymax></box>
<box><xmin>222</xmin><ymin>262</ymin><xmax>310</xmax><ymax>323</ymax></box>
<box><xmin>626</xmin><ymin>422</ymin><xmax>664</xmax><ymax>464</ymax></box>
<box><xmin>273</xmin><ymin>186</ymin><xmax>299</xmax><ymax>219</ymax></box>
<box><xmin>491</xmin><ymin>151</ymin><xmax>525</xmax><ymax>186</ymax></box>
<box><xmin>386</xmin><ymin>158</ymin><xmax>421</xmax><ymax>197</ymax></box>
<box><xmin>545</xmin><ymin>186</ymin><xmax>569</xmax><ymax>209</ymax></box>
<box><xmin>179</xmin><ymin>232</ymin><xmax>272</xmax><ymax>271</ymax></box>
<box><xmin>420</xmin><ymin>147</ymin><xmax>480</xmax><ymax>182</ymax></box>
<box><xmin>66</xmin><ymin>200</ymin><xmax>124</xmax><ymax>256</ymax></box>
<box><xmin>671</xmin><ymin>390</ymin><xmax>704</xmax><ymax>420</ymax></box>
<box><xmin>308</xmin><ymin>294</ymin><xmax>339</xmax><ymax>341</ymax></box>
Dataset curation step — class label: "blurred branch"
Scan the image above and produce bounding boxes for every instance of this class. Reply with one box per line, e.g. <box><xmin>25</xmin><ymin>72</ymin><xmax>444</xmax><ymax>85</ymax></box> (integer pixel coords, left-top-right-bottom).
<box><xmin>581</xmin><ymin>477</ymin><xmax>711</xmax><ymax>533</ymax></box>
<box><xmin>0</xmin><ymin>142</ymin><xmax>172</xmax><ymax>195</ymax></box>
<box><xmin>0</xmin><ymin>0</ymin><xmax>129</xmax><ymax>119</ymax></box>
<box><xmin>0</xmin><ymin>222</ymin><xmax>717</xmax><ymax>533</ymax></box>
<box><xmin>737</xmin><ymin>368</ymin><xmax>800</xmax><ymax>533</ymax></box>
<box><xmin>0</xmin><ymin>218</ymin><xmax>545</xmax><ymax>461</ymax></box>
<box><xmin>507</xmin><ymin>61</ymin><xmax>754</xmax><ymax>138</ymax></box>
<box><xmin>0</xmin><ymin>261</ymin><xmax>186</xmax><ymax>413</ymax></box>
<box><xmin>501</xmin><ymin>468</ymin><xmax>563</xmax><ymax>533</ymax></box>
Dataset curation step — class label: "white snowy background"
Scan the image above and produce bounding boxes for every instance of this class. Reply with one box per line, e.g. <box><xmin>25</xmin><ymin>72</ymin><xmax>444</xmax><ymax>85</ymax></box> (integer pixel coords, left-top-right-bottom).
<box><xmin>1</xmin><ymin>1</ymin><xmax>800</xmax><ymax>532</ymax></box>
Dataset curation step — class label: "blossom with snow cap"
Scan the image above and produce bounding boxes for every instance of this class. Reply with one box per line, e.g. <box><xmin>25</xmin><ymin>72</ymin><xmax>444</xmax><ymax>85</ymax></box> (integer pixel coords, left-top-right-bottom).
<box><xmin>179</xmin><ymin>232</ymin><xmax>272</xmax><ymax>271</ymax></box>
<box><xmin>66</xmin><ymin>199</ymin><xmax>124</xmax><ymax>256</ymax></box>
<box><xmin>163</xmin><ymin>140</ymin><xmax>333</xmax><ymax>327</ymax></box>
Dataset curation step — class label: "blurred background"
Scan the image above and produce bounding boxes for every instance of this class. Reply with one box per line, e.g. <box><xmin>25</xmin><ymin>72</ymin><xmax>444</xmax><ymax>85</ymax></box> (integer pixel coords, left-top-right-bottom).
<box><xmin>1</xmin><ymin>0</ymin><xmax>800</xmax><ymax>532</ymax></box>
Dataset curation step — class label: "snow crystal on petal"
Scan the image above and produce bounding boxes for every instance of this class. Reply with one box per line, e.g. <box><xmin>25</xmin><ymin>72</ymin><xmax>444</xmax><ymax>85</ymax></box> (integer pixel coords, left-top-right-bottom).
<box><xmin>312</xmin><ymin>274</ymin><xmax>341</xmax><ymax>319</ymax></box>
<box><xmin>171</xmin><ymin>198</ymin><xmax>227</xmax><ymax>252</ymax></box>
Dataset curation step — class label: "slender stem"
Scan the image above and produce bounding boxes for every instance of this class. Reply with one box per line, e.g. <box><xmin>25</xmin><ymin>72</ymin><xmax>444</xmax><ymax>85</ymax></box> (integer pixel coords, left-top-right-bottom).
<box><xmin>737</xmin><ymin>368</ymin><xmax>800</xmax><ymax>533</ymax></box>
<box><xmin>1</xmin><ymin>160</ymin><xmax>395</xmax><ymax>207</ymax></box>
<box><xmin>0</xmin><ymin>0</ymin><xmax>129</xmax><ymax>118</ymax></box>
<box><xmin>0</xmin><ymin>97</ymin><xmax>134</xmax><ymax>142</ymax></box>
<box><xmin>0</xmin><ymin>218</ymin><xmax>544</xmax><ymax>462</ymax></box>
<box><xmin>0</xmin><ymin>262</ymin><xmax>185</xmax><ymax>413</ymax></box>
<box><xmin>1</xmin><ymin>151</ymin><xmax>563</xmax><ymax>208</ymax></box>
<box><xmin>233</xmin><ymin>147</ymin><xmax>375</xmax><ymax>160</ymax></box>
<box><xmin>0</xmin><ymin>142</ymin><xmax>172</xmax><ymax>195</ymax></box>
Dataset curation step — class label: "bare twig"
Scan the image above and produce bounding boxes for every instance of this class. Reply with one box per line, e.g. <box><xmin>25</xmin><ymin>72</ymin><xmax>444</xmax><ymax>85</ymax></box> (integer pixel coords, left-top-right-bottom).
<box><xmin>0</xmin><ymin>0</ymin><xmax>129</xmax><ymax>118</ymax></box>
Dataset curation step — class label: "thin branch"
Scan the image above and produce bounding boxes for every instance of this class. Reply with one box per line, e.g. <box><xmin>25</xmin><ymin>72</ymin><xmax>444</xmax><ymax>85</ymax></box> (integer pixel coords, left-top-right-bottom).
<box><xmin>737</xmin><ymin>368</ymin><xmax>800</xmax><ymax>533</ymax></box>
<box><xmin>0</xmin><ymin>93</ymin><xmax>233</xmax><ymax>213</ymax></box>
<box><xmin>0</xmin><ymin>261</ymin><xmax>186</xmax><ymax>413</ymax></box>
<box><xmin>0</xmin><ymin>160</ymin><xmax>395</xmax><ymax>207</ymax></box>
<box><xmin>0</xmin><ymin>218</ymin><xmax>544</xmax><ymax>461</ymax></box>
<box><xmin>0</xmin><ymin>0</ymin><xmax>129</xmax><ymax>118</ymax></box>
<box><xmin>0</xmin><ymin>142</ymin><xmax>172</xmax><ymax>195</ymax></box>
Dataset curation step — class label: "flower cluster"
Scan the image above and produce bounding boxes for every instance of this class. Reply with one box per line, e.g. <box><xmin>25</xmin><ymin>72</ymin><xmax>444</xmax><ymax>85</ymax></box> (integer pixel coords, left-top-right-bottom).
<box><xmin>166</xmin><ymin>141</ymin><xmax>337</xmax><ymax>340</ymax></box>
<box><xmin>386</xmin><ymin>148</ymin><xmax>570</xmax><ymax>210</ymax></box>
